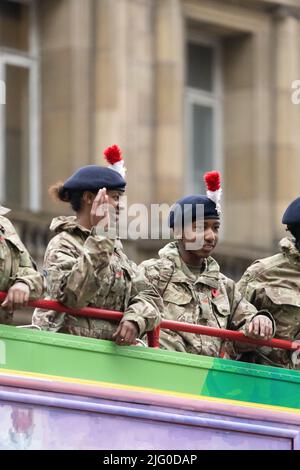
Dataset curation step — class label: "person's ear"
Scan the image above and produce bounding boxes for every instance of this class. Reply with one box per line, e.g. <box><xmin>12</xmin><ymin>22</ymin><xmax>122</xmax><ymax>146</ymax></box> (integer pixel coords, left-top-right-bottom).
<box><xmin>83</xmin><ymin>191</ymin><xmax>95</xmax><ymax>205</ymax></box>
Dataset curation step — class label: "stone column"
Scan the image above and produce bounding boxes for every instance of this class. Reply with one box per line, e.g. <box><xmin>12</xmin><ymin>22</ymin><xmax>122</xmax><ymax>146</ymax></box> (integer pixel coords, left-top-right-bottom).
<box><xmin>69</xmin><ymin>0</ymin><xmax>94</xmax><ymax>171</ymax></box>
<box><xmin>273</xmin><ymin>9</ymin><xmax>300</xmax><ymax>240</ymax></box>
<box><xmin>153</xmin><ymin>0</ymin><xmax>185</xmax><ymax>204</ymax></box>
<box><xmin>93</xmin><ymin>0</ymin><xmax>155</xmax><ymax>206</ymax></box>
<box><xmin>39</xmin><ymin>0</ymin><xmax>93</xmax><ymax>212</ymax></box>
<box><xmin>223</xmin><ymin>26</ymin><xmax>274</xmax><ymax>251</ymax></box>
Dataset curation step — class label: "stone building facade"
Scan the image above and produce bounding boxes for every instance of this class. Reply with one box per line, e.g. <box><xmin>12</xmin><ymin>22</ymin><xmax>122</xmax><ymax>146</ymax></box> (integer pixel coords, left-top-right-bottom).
<box><xmin>0</xmin><ymin>0</ymin><xmax>300</xmax><ymax>279</ymax></box>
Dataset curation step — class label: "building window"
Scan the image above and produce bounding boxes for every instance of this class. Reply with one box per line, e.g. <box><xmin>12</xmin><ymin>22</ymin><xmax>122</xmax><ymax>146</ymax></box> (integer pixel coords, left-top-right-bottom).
<box><xmin>0</xmin><ymin>0</ymin><xmax>40</xmax><ymax>211</ymax></box>
<box><xmin>0</xmin><ymin>0</ymin><xmax>30</xmax><ymax>52</ymax></box>
<box><xmin>185</xmin><ymin>40</ymin><xmax>223</xmax><ymax>193</ymax></box>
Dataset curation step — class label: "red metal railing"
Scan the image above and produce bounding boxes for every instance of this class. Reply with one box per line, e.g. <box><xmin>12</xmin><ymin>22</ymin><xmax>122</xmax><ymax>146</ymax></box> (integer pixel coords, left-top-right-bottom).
<box><xmin>0</xmin><ymin>291</ymin><xmax>299</xmax><ymax>352</ymax></box>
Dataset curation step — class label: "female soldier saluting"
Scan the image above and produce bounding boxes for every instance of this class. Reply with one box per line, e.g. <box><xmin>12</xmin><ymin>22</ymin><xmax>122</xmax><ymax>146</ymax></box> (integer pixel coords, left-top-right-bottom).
<box><xmin>32</xmin><ymin>145</ymin><xmax>161</xmax><ymax>345</ymax></box>
<box><xmin>0</xmin><ymin>206</ymin><xmax>43</xmax><ymax>324</ymax></box>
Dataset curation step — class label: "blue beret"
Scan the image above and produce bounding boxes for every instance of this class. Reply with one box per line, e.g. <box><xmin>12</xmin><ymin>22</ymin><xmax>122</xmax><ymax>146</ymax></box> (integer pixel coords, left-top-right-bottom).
<box><xmin>282</xmin><ymin>197</ymin><xmax>300</xmax><ymax>225</ymax></box>
<box><xmin>169</xmin><ymin>195</ymin><xmax>219</xmax><ymax>229</ymax></box>
<box><xmin>63</xmin><ymin>165</ymin><xmax>126</xmax><ymax>192</ymax></box>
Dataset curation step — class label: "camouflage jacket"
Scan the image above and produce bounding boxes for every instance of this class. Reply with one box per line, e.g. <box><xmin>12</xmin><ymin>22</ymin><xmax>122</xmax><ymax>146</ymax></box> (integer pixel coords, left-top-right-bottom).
<box><xmin>0</xmin><ymin>216</ymin><xmax>43</xmax><ymax>325</ymax></box>
<box><xmin>140</xmin><ymin>242</ymin><xmax>273</xmax><ymax>357</ymax></box>
<box><xmin>32</xmin><ymin>216</ymin><xmax>161</xmax><ymax>339</ymax></box>
<box><xmin>237</xmin><ymin>237</ymin><xmax>300</xmax><ymax>369</ymax></box>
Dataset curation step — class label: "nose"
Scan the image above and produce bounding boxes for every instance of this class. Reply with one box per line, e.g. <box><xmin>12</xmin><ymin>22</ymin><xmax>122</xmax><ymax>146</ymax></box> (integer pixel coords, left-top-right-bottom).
<box><xmin>204</xmin><ymin>228</ymin><xmax>215</xmax><ymax>244</ymax></box>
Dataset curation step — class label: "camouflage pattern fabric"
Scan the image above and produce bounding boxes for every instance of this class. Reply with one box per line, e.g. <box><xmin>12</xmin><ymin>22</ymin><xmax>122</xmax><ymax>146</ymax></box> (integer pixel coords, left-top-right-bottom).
<box><xmin>32</xmin><ymin>216</ymin><xmax>161</xmax><ymax>339</ymax></box>
<box><xmin>0</xmin><ymin>216</ymin><xmax>44</xmax><ymax>324</ymax></box>
<box><xmin>140</xmin><ymin>242</ymin><xmax>273</xmax><ymax>357</ymax></box>
<box><xmin>237</xmin><ymin>237</ymin><xmax>300</xmax><ymax>369</ymax></box>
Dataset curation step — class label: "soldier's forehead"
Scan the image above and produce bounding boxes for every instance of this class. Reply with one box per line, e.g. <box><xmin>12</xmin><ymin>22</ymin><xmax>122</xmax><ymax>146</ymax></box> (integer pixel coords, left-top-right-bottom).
<box><xmin>108</xmin><ymin>189</ymin><xmax>124</xmax><ymax>196</ymax></box>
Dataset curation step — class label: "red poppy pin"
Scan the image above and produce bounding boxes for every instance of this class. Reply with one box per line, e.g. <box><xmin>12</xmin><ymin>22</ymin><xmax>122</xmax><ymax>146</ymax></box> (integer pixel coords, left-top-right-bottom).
<box><xmin>211</xmin><ymin>289</ymin><xmax>220</xmax><ymax>298</ymax></box>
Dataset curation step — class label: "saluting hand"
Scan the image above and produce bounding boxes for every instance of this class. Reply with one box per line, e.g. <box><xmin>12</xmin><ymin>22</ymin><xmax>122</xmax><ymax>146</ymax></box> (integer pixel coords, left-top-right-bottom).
<box><xmin>247</xmin><ymin>315</ymin><xmax>273</xmax><ymax>340</ymax></box>
<box><xmin>90</xmin><ymin>188</ymin><xmax>110</xmax><ymax>231</ymax></box>
<box><xmin>112</xmin><ymin>320</ymin><xmax>139</xmax><ymax>346</ymax></box>
<box><xmin>1</xmin><ymin>282</ymin><xmax>30</xmax><ymax>313</ymax></box>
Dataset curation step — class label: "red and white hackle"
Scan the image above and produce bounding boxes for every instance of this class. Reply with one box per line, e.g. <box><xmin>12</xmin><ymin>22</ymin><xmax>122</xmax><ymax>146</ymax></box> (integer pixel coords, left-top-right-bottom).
<box><xmin>204</xmin><ymin>171</ymin><xmax>222</xmax><ymax>215</ymax></box>
<box><xmin>103</xmin><ymin>144</ymin><xmax>126</xmax><ymax>178</ymax></box>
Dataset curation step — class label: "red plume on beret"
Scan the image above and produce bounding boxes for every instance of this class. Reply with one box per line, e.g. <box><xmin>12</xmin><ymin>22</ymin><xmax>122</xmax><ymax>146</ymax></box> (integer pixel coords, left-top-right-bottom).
<box><xmin>104</xmin><ymin>145</ymin><xmax>123</xmax><ymax>165</ymax></box>
<box><xmin>204</xmin><ymin>171</ymin><xmax>221</xmax><ymax>192</ymax></box>
<box><xmin>103</xmin><ymin>144</ymin><xmax>126</xmax><ymax>178</ymax></box>
<box><xmin>203</xmin><ymin>170</ymin><xmax>222</xmax><ymax>215</ymax></box>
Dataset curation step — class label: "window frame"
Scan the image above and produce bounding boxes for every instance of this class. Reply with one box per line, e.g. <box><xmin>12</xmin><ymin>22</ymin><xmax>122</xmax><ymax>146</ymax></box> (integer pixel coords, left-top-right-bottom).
<box><xmin>185</xmin><ymin>34</ymin><xmax>223</xmax><ymax>195</ymax></box>
<box><xmin>0</xmin><ymin>0</ymin><xmax>40</xmax><ymax>212</ymax></box>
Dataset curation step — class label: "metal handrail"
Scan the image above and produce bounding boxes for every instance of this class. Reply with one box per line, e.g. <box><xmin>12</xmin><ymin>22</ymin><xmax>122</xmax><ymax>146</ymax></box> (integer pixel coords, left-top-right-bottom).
<box><xmin>0</xmin><ymin>291</ymin><xmax>298</xmax><ymax>352</ymax></box>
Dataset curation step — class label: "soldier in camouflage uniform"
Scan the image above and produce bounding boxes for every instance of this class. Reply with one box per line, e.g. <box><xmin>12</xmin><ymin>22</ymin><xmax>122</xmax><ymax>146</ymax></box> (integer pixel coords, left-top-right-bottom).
<box><xmin>0</xmin><ymin>207</ymin><xmax>43</xmax><ymax>324</ymax></box>
<box><xmin>33</xmin><ymin>146</ymin><xmax>161</xmax><ymax>345</ymax></box>
<box><xmin>237</xmin><ymin>196</ymin><xmax>300</xmax><ymax>369</ymax></box>
<box><xmin>140</xmin><ymin>172</ymin><xmax>274</xmax><ymax>357</ymax></box>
